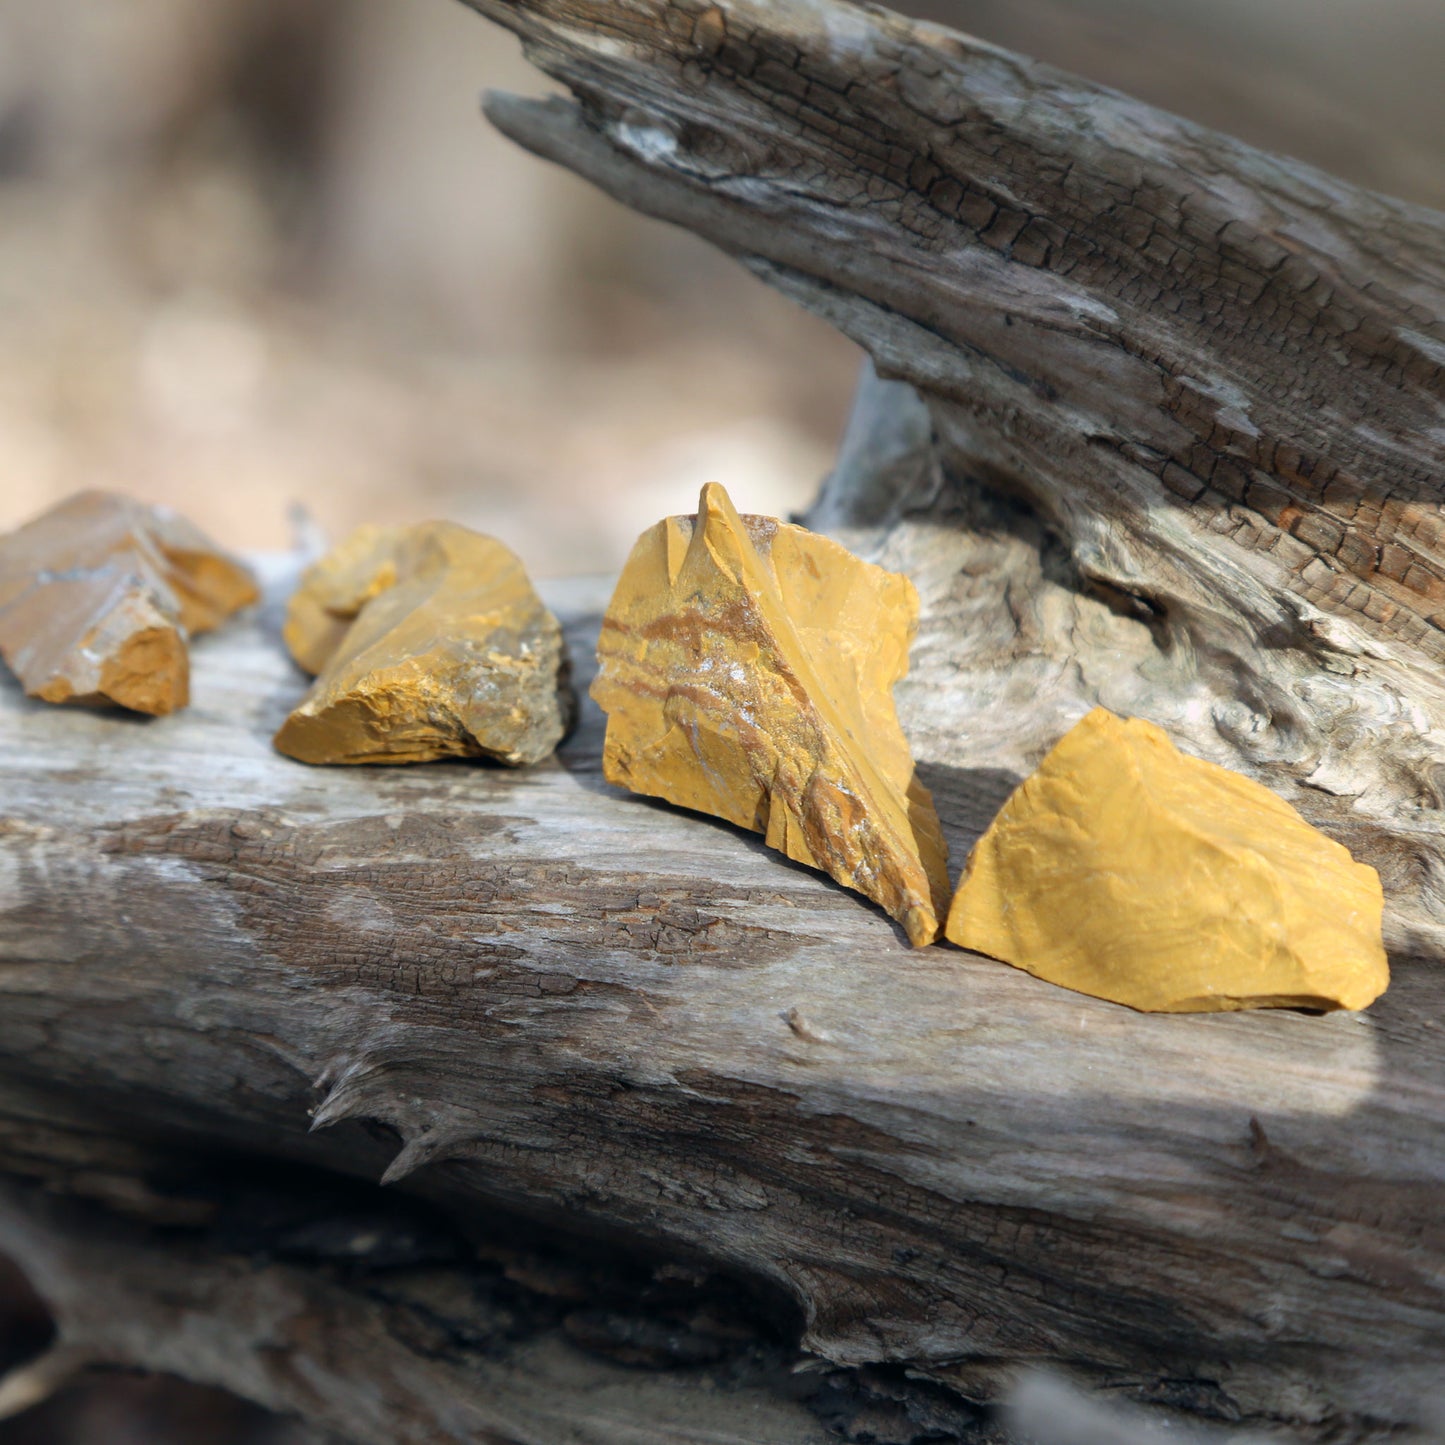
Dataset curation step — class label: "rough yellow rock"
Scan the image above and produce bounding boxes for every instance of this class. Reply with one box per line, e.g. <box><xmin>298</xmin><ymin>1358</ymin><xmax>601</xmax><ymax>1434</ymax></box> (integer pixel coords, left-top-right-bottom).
<box><xmin>592</xmin><ymin>483</ymin><xmax>949</xmax><ymax>947</ymax></box>
<box><xmin>946</xmin><ymin>708</ymin><xmax>1389</xmax><ymax>1011</ymax></box>
<box><xmin>282</xmin><ymin>523</ymin><xmax>401</xmax><ymax>676</ymax></box>
<box><xmin>275</xmin><ymin>521</ymin><xmax>572</xmax><ymax>766</ymax></box>
<box><xmin>0</xmin><ymin>490</ymin><xmax>258</xmax><ymax>715</ymax></box>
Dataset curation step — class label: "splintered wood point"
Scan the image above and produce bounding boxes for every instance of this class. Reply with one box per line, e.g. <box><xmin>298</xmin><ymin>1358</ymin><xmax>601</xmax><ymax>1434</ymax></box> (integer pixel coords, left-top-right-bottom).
<box><xmin>592</xmin><ymin>482</ymin><xmax>949</xmax><ymax>946</ymax></box>
<box><xmin>947</xmin><ymin>708</ymin><xmax>1390</xmax><ymax>1012</ymax></box>
<box><xmin>0</xmin><ymin>491</ymin><xmax>258</xmax><ymax>716</ymax></box>
<box><xmin>275</xmin><ymin>521</ymin><xmax>573</xmax><ymax>767</ymax></box>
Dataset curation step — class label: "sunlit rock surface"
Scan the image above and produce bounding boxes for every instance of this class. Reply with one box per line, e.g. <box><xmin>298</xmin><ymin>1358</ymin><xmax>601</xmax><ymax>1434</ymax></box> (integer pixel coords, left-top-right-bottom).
<box><xmin>0</xmin><ymin>490</ymin><xmax>257</xmax><ymax>715</ymax></box>
<box><xmin>946</xmin><ymin>708</ymin><xmax>1389</xmax><ymax>1011</ymax></box>
<box><xmin>275</xmin><ymin>521</ymin><xmax>572</xmax><ymax>766</ymax></box>
<box><xmin>592</xmin><ymin>483</ymin><xmax>948</xmax><ymax>947</ymax></box>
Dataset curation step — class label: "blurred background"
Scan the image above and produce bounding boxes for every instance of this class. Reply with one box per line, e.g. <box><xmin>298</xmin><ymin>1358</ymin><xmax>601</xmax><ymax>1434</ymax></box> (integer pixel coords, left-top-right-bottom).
<box><xmin>0</xmin><ymin>0</ymin><xmax>1442</xmax><ymax>1440</ymax></box>
<box><xmin>0</xmin><ymin>0</ymin><xmax>1443</xmax><ymax>578</ymax></box>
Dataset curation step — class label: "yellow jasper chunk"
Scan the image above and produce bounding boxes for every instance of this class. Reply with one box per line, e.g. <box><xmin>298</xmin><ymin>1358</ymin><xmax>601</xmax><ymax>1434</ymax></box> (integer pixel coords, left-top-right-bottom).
<box><xmin>275</xmin><ymin>521</ymin><xmax>572</xmax><ymax>766</ymax></box>
<box><xmin>592</xmin><ymin>482</ymin><xmax>949</xmax><ymax>947</ymax></box>
<box><xmin>282</xmin><ymin>522</ymin><xmax>401</xmax><ymax>676</ymax></box>
<box><xmin>0</xmin><ymin>490</ymin><xmax>257</xmax><ymax>715</ymax></box>
<box><xmin>945</xmin><ymin>708</ymin><xmax>1389</xmax><ymax>1011</ymax></box>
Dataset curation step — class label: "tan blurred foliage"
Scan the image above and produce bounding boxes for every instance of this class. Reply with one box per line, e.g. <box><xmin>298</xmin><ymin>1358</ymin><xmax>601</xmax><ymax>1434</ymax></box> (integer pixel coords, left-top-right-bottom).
<box><xmin>0</xmin><ymin>0</ymin><xmax>1441</xmax><ymax>579</ymax></box>
<box><xmin>0</xmin><ymin>0</ymin><xmax>858</xmax><ymax>575</ymax></box>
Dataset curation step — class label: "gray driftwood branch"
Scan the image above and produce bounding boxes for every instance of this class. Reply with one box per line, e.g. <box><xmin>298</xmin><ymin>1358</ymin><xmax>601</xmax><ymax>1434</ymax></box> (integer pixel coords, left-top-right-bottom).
<box><xmin>3</xmin><ymin>1</ymin><xmax>1445</xmax><ymax>1440</ymax></box>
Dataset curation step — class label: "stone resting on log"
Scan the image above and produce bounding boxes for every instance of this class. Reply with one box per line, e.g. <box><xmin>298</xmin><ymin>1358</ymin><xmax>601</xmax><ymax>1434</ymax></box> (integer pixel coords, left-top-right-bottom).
<box><xmin>2</xmin><ymin>0</ymin><xmax>1444</xmax><ymax>1441</ymax></box>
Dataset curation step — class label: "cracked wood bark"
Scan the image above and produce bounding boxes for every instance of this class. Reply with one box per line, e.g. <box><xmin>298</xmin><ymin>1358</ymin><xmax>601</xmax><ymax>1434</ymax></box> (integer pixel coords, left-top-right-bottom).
<box><xmin>0</xmin><ymin>563</ymin><xmax>1442</xmax><ymax>1443</ymax></box>
<box><xmin>470</xmin><ymin>0</ymin><xmax>1445</xmax><ymax>960</ymax></box>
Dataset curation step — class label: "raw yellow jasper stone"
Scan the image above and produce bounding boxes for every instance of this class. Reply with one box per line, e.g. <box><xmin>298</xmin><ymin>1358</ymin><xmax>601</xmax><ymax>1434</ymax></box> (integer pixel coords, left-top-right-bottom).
<box><xmin>946</xmin><ymin>708</ymin><xmax>1388</xmax><ymax>1012</ymax></box>
<box><xmin>0</xmin><ymin>490</ymin><xmax>257</xmax><ymax>715</ymax></box>
<box><xmin>275</xmin><ymin>521</ymin><xmax>572</xmax><ymax>766</ymax></box>
<box><xmin>592</xmin><ymin>483</ymin><xmax>949</xmax><ymax>947</ymax></box>
<box><xmin>282</xmin><ymin>522</ymin><xmax>403</xmax><ymax>676</ymax></box>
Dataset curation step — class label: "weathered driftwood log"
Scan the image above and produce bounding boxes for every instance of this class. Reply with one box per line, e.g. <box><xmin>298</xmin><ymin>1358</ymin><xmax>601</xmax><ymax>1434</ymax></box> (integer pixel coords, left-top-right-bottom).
<box><xmin>0</xmin><ymin>564</ymin><xmax>1442</xmax><ymax>1443</ymax></box>
<box><xmin>4</xmin><ymin>1</ymin><xmax>1445</xmax><ymax>1440</ymax></box>
<box><xmin>470</xmin><ymin>0</ymin><xmax>1445</xmax><ymax>960</ymax></box>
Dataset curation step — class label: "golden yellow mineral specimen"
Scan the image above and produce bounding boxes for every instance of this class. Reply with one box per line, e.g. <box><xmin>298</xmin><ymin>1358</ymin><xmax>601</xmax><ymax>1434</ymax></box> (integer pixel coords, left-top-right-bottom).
<box><xmin>592</xmin><ymin>483</ymin><xmax>949</xmax><ymax>947</ymax></box>
<box><xmin>946</xmin><ymin>708</ymin><xmax>1389</xmax><ymax>1011</ymax></box>
<box><xmin>275</xmin><ymin>521</ymin><xmax>572</xmax><ymax>766</ymax></box>
<box><xmin>0</xmin><ymin>490</ymin><xmax>258</xmax><ymax>715</ymax></box>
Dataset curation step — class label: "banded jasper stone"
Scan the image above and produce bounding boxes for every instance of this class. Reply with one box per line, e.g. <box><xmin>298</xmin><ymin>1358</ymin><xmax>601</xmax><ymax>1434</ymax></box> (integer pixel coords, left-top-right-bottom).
<box><xmin>946</xmin><ymin>708</ymin><xmax>1389</xmax><ymax>1011</ymax></box>
<box><xmin>592</xmin><ymin>483</ymin><xmax>949</xmax><ymax>947</ymax></box>
<box><xmin>0</xmin><ymin>490</ymin><xmax>257</xmax><ymax>715</ymax></box>
<box><xmin>275</xmin><ymin>521</ymin><xmax>572</xmax><ymax>766</ymax></box>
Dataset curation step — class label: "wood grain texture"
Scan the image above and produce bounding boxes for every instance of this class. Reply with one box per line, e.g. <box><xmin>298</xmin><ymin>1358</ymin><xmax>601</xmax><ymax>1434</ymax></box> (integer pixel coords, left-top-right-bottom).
<box><xmin>0</xmin><ymin>561</ymin><xmax>1442</xmax><ymax>1439</ymax></box>
<box><xmin>469</xmin><ymin>0</ymin><xmax>1445</xmax><ymax>958</ymax></box>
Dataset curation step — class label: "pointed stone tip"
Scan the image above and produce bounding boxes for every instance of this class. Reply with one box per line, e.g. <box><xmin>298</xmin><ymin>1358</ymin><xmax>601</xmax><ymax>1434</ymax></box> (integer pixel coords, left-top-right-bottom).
<box><xmin>695</xmin><ymin>481</ymin><xmax>744</xmax><ymax>533</ymax></box>
<box><xmin>902</xmin><ymin>904</ymin><xmax>939</xmax><ymax>949</ymax></box>
<box><xmin>697</xmin><ymin>481</ymin><xmax>729</xmax><ymax>515</ymax></box>
<box><xmin>684</xmin><ymin>482</ymin><xmax>753</xmax><ymax>583</ymax></box>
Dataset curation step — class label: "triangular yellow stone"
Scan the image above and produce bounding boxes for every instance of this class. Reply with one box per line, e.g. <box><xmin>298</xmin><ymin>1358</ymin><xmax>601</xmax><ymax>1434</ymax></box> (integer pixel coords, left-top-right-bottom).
<box><xmin>592</xmin><ymin>483</ymin><xmax>949</xmax><ymax>946</ymax></box>
<box><xmin>946</xmin><ymin>708</ymin><xmax>1389</xmax><ymax>1011</ymax></box>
